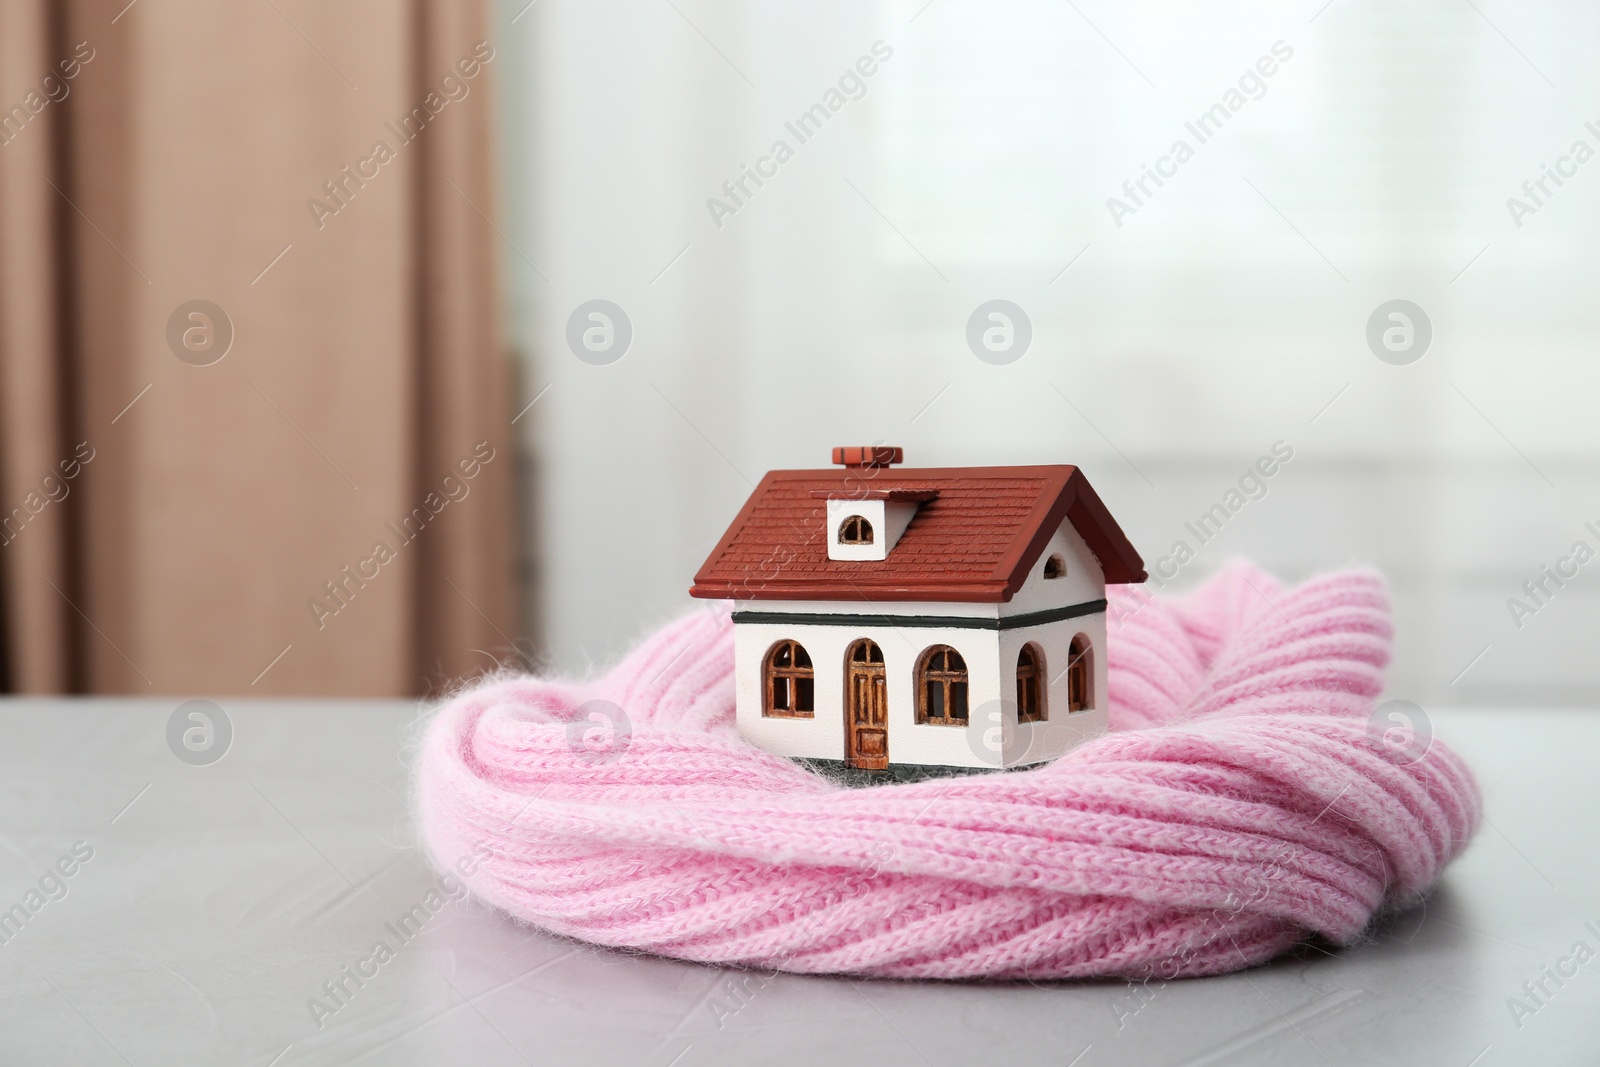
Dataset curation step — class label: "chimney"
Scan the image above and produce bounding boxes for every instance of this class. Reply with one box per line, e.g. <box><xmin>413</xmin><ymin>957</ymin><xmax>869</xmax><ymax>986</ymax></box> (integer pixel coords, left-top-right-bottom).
<box><xmin>832</xmin><ymin>446</ymin><xmax>902</xmax><ymax>469</ymax></box>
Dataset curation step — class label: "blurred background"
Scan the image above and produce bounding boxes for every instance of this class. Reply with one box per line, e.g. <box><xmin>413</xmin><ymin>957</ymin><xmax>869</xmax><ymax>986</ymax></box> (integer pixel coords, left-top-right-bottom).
<box><xmin>2</xmin><ymin>0</ymin><xmax>1596</xmax><ymax>709</ymax></box>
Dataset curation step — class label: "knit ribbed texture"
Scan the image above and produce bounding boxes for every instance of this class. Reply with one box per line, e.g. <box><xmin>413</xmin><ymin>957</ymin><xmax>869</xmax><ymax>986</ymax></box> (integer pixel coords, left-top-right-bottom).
<box><xmin>416</xmin><ymin>562</ymin><xmax>1479</xmax><ymax>979</ymax></box>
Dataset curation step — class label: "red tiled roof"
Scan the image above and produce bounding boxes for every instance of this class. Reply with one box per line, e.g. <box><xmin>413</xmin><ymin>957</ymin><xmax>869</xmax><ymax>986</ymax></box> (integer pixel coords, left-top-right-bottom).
<box><xmin>690</xmin><ymin>464</ymin><xmax>1146</xmax><ymax>603</ymax></box>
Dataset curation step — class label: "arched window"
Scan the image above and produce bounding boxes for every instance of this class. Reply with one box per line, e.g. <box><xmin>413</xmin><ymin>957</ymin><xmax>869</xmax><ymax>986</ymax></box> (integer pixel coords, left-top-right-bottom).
<box><xmin>837</xmin><ymin>515</ymin><xmax>874</xmax><ymax>545</ymax></box>
<box><xmin>763</xmin><ymin>639</ymin><xmax>814</xmax><ymax>717</ymax></box>
<box><xmin>916</xmin><ymin>645</ymin><xmax>969</xmax><ymax>725</ymax></box>
<box><xmin>1043</xmin><ymin>554</ymin><xmax>1066</xmax><ymax>579</ymax></box>
<box><xmin>1016</xmin><ymin>643</ymin><xmax>1046</xmax><ymax>723</ymax></box>
<box><xmin>1067</xmin><ymin>633</ymin><xmax>1092</xmax><ymax>712</ymax></box>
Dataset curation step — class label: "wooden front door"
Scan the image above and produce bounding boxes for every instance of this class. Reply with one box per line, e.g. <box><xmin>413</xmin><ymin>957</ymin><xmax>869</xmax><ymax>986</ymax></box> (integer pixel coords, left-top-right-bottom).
<box><xmin>845</xmin><ymin>639</ymin><xmax>888</xmax><ymax>770</ymax></box>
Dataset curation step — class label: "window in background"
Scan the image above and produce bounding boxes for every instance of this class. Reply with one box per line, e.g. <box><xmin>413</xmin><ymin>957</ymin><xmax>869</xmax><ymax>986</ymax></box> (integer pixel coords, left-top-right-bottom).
<box><xmin>504</xmin><ymin>0</ymin><xmax>1600</xmax><ymax>709</ymax></box>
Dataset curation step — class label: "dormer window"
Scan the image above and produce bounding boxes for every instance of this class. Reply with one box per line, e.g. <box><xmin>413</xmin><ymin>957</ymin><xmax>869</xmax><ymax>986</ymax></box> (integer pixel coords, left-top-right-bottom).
<box><xmin>818</xmin><ymin>488</ymin><xmax>935</xmax><ymax>562</ymax></box>
<box><xmin>1043</xmin><ymin>554</ymin><xmax>1066</xmax><ymax>579</ymax></box>
<box><xmin>838</xmin><ymin>515</ymin><xmax>874</xmax><ymax>545</ymax></box>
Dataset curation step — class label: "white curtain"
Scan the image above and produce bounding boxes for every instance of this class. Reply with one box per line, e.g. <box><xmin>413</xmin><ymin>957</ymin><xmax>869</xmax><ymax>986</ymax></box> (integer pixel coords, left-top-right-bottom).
<box><xmin>503</xmin><ymin>0</ymin><xmax>1600</xmax><ymax>706</ymax></box>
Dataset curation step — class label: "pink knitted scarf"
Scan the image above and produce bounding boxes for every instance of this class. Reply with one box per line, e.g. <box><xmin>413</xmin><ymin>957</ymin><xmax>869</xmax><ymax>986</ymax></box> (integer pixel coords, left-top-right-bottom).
<box><xmin>416</xmin><ymin>562</ymin><xmax>1479</xmax><ymax>979</ymax></box>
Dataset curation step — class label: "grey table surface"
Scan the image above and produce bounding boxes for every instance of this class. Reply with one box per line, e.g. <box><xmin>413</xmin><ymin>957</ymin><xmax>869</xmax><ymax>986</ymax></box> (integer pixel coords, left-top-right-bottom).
<box><xmin>0</xmin><ymin>700</ymin><xmax>1594</xmax><ymax>1067</ymax></box>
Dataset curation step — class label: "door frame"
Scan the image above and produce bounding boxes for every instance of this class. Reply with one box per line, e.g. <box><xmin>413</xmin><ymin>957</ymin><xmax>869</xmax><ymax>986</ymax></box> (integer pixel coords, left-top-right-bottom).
<box><xmin>844</xmin><ymin>638</ymin><xmax>888</xmax><ymax>770</ymax></box>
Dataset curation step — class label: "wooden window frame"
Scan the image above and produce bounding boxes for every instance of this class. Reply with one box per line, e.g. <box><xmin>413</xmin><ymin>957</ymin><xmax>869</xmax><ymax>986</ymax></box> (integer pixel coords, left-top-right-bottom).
<box><xmin>837</xmin><ymin>515</ymin><xmax>874</xmax><ymax>545</ymax></box>
<box><xmin>1016</xmin><ymin>642</ymin><xmax>1046</xmax><ymax>723</ymax></box>
<box><xmin>1067</xmin><ymin>633</ymin><xmax>1092</xmax><ymax>712</ymax></box>
<box><xmin>916</xmin><ymin>644</ymin><xmax>969</xmax><ymax>726</ymax></box>
<box><xmin>763</xmin><ymin>639</ymin><xmax>815</xmax><ymax>718</ymax></box>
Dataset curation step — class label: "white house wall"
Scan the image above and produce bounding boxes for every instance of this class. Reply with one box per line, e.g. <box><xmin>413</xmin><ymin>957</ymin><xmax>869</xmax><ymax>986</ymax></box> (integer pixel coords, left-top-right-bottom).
<box><xmin>731</xmin><ymin>514</ymin><xmax>1120</xmax><ymax>771</ymax></box>
<box><xmin>734</xmin><ymin>620</ymin><xmax>1003</xmax><ymax>769</ymax></box>
<box><xmin>996</xmin><ymin>520</ymin><xmax>1111</xmax><ymax>766</ymax></box>
<box><xmin>995</xmin><ymin>613</ymin><xmax>1108</xmax><ymax>766</ymax></box>
<box><xmin>1002</xmin><ymin>518</ymin><xmax>1107</xmax><ymax>616</ymax></box>
<box><xmin>733</xmin><ymin>610</ymin><xmax>1109</xmax><ymax>770</ymax></box>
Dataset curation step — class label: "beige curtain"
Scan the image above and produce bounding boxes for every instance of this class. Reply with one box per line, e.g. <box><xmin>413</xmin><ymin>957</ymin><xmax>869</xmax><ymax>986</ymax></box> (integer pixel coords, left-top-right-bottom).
<box><xmin>0</xmin><ymin>0</ymin><xmax>519</xmax><ymax>695</ymax></box>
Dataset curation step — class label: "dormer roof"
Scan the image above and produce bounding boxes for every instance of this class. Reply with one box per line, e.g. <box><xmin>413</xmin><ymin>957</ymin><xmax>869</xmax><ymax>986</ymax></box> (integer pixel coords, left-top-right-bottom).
<box><xmin>689</xmin><ymin>459</ymin><xmax>1146</xmax><ymax>603</ymax></box>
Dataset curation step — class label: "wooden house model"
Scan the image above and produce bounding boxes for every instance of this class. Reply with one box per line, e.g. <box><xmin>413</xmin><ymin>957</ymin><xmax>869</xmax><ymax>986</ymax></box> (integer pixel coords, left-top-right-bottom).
<box><xmin>689</xmin><ymin>447</ymin><xmax>1147</xmax><ymax>780</ymax></box>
